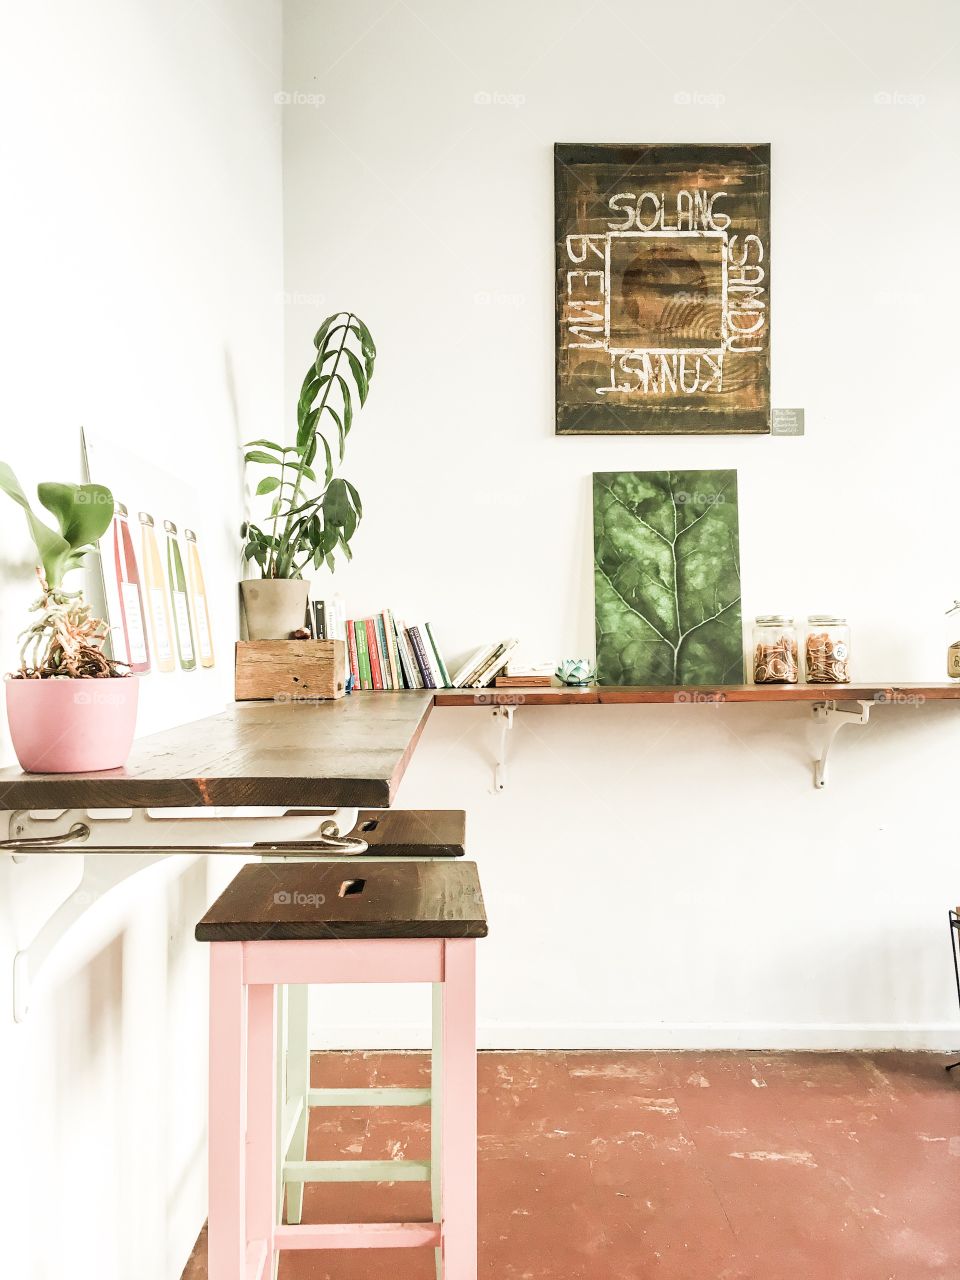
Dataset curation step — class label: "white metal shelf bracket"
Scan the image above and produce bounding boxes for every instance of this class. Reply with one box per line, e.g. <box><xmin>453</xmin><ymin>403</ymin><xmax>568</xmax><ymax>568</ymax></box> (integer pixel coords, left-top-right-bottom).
<box><xmin>11</xmin><ymin>848</ymin><xmax>170</xmax><ymax>1022</ymax></box>
<box><xmin>494</xmin><ymin>706</ymin><xmax>514</xmax><ymax>792</ymax></box>
<box><xmin>811</xmin><ymin>699</ymin><xmax>871</xmax><ymax>789</ymax></box>
<box><xmin>4</xmin><ymin>805</ymin><xmax>366</xmax><ymax>1021</ymax></box>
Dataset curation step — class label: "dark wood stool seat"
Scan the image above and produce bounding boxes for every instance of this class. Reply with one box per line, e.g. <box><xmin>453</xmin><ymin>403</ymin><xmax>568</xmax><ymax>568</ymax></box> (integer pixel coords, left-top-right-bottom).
<box><xmin>280</xmin><ymin>808</ymin><xmax>466</xmax><ymax>857</ymax></box>
<box><xmin>196</xmin><ymin>860</ymin><xmax>487</xmax><ymax>942</ymax></box>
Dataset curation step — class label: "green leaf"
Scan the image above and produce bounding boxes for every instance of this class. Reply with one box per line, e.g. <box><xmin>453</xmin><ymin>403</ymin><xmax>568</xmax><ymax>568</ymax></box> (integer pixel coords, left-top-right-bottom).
<box><xmin>297</xmin><ymin>407</ymin><xmax>320</xmax><ymax>452</ymax></box>
<box><xmin>325</xmin><ymin>406</ymin><xmax>345</xmax><ymax>460</ymax></box>
<box><xmin>338</xmin><ymin>377</ymin><xmax>353</xmax><ymax>435</ymax></box>
<box><xmin>344</xmin><ymin>480</ymin><xmax>363</xmax><ymax>518</ymax></box>
<box><xmin>349</xmin><ymin>322</ymin><xmax>376</xmax><ymax>378</ymax></box>
<box><xmin>344</xmin><ymin>348</ymin><xmax>369</xmax><ymax>405</ymax></box>
<box><xmin>37</xmin><ymin>481</ymin><xmax>114</xmax><ymax>548</ymax></box>
<box><xmin>298</xmin><ymin>371</ymin><xmax>320</xmax><ymax>422</ymax></box>
<box><xmin>244</xmin><ymin>438</ymin><xmax>284</xmax><ymax>452</ymax></box>
<box><xmin>0</xmin><ymin>463</ymin><xmax>72</xmax><ymax>588</ymax></box>
<box><xmin>256</xmin><ymin>476</ymin><xmax>281</xmax><ymax>496</ymax></box>
<box><xmin>245</xmin><ymin>450</ymin><xmax>281</xmax><ymax>466</ymax></box>
<box><xmin>349</xmin><ymin>320</ymin><xmax>376</xmax><ymax>360</ymax></box>
<box><xmin>592</xmin><ymin>470</ymin><xmax>743</xmax><ymax>686</ymax></box>
<box><xmin>318</xmin><ymin>432</ymin><xmax>333</xmax><ymax>485</ymax></box>
<box><xmin>312</xmin><ymin>313</ymin><xmax>341</xmax><ymax>350</ymax></box>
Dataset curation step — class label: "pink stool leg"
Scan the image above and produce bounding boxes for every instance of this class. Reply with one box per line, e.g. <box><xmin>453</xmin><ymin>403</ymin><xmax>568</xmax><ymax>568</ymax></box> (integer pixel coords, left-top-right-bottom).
<box><xmin>440</xmin><ymin>939</ymin><xmax>477</xmax><ymax>1279</ymax></box>
<box><xmin>246</xmin><ymin>983</ymin><xmax>277</xmax><ymax>1280</ymax></box>
<box><xmin>208</xmin><ymin>944</ymin><xmax>246</xmax><ymax>1280</ymax></box>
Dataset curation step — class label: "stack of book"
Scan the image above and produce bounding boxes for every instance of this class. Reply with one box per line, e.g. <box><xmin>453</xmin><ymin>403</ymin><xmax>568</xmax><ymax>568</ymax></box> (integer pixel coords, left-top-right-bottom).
<box><xmin>494</xmin><ymin>659</ymin><xmax>554</xmax><ymax>688</ymax></box>
<box><xmin>345</xmin><ymin>611</ymin><xmax>453</xmax><ymax>690</ymax></box>
<box><xmin>312</xmin><ymin>606</ymin><xmax>522</xmax><ymax>693</ymax></box>
<box><xmin>448</xmin><ymin>638</ymin><xmax>519</xmax><ymax>689</ymax></box>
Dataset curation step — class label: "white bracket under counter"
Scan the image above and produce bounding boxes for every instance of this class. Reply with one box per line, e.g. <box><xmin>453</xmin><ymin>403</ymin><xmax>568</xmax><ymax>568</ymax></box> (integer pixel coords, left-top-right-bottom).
<box><xmin>3</xmin><ymin>806</ymin><xmax>364</xmax><ymax>1022</ymax></box>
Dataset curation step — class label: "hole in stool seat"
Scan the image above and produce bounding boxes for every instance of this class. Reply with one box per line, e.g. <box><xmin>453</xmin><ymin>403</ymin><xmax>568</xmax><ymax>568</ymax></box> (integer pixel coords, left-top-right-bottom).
<box><xmin>360</xmin><ymin>819</ymin><xmax>379</xmax><ymax>832</ymax></box>
<box><xmin>338</xmin><ymin>878</ymin><xmax>366</xmax><ymax>898</ymax></box>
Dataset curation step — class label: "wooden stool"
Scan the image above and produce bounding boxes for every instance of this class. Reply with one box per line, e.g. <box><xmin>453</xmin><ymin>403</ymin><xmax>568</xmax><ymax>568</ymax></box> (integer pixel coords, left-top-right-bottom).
<box><xmin>265</xmin><ymin>808</ymin><xmax>468</xmax><ymax>1228</ymax></box>
<box><xmin>196</xmin><ymin>859</ymin><xmax>487</xmax><ymax>1280</ymax></box>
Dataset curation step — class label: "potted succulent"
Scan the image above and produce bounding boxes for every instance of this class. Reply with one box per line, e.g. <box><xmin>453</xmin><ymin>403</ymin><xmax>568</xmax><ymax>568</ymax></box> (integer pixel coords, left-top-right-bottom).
<box><xmin>240</xmin><ymin>311</ymin><xmax>376</xmax><ymax>639</ymax></box>
<box><xmin>1</xmin><ymin>463</ymin><xmax>137</xmax><ymax>773</ymax></box>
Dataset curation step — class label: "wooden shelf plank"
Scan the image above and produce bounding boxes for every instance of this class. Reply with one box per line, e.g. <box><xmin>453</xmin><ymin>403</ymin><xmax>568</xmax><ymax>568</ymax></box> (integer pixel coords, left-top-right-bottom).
<box><xmin>0</xmin><ymin>691</ymin><xmax>435</xmax><ymax>810</ymax></box>
<box><xmin>434</xmin><ymin>687</ymin><xmax>598</xmax><ymax>706</ymax></box>
<box><xmin>434</xmin><ymin>683</ymin><xmax>960</xmax><ymax>707</ymax></box>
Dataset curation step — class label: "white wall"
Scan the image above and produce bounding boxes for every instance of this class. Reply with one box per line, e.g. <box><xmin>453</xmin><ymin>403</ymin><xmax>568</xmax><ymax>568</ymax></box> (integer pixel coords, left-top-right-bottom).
<box><xmin>2</xmin><ymin>6</ymin><xmax>959</xmax><ymax>1276</ymax></box>
<box><xmin>282</xmin><ymin>0</ymin><xmax>960</xmax><ymax>1051</ymax></box>
<box><xmin>0</xmin><ymin>3</ymin><xmax>283</xmax><ymax>1277</ymax></box>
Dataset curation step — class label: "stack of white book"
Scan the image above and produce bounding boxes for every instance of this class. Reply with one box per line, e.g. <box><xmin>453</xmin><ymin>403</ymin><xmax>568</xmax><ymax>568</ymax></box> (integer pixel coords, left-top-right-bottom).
<box><xmin>448</xmin><ymin>638</ymin><xmax>519</xmax><ymax>689</ymax></box>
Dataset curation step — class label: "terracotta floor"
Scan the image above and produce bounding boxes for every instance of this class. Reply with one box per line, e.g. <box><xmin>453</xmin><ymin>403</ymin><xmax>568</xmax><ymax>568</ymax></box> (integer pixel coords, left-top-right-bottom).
<box><xmin>184</xmin><ymin>1051</ymin><xmax>960</xmax><ymax>1280</ymax></box>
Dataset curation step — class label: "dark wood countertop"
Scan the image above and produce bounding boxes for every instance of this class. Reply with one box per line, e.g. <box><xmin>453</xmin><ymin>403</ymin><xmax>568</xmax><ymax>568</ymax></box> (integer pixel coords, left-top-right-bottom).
<box><xmin>0</xmin><ymin>692</ymin><xmax>434</xmax><ymax>810</ymax></box>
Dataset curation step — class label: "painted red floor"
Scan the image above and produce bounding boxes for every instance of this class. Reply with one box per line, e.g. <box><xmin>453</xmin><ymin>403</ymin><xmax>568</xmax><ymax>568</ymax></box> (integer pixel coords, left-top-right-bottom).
<box><xmin>184</xmin><ymin>1051</ymin><xmax>960</xmax><ymax>1280</ymax></box>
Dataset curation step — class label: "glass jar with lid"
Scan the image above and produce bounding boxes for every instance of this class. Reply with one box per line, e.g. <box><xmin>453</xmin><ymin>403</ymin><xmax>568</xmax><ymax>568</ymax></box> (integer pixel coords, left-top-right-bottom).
<box><xmin>805</xmin><ymin>616</ymin><xmax>850</xmax><ymax>683</ymax></box>
<box><xmin>946</xmin><ymin>602</ymin><xmax>960</xmax><ymax>678</ymax></box>
<box><xmin>753</xmin><ymin>616</ymin><xmax>799</xmax><ymax>684</ymax></box>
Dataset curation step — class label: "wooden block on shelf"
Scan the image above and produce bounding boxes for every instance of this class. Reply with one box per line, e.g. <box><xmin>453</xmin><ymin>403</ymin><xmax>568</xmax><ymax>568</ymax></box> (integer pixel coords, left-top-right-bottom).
<box><xmin>235</xmin><ymin>639</ymin><xmax>347</xmax><ymax>701</ymax></box>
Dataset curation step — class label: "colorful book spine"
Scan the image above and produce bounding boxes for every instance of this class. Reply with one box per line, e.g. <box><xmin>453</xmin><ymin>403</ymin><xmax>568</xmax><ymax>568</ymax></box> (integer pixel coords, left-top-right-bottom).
<box><xmin>382</xmin><ymin>609</ymin><xmax>402</xmax><ymax>689</ymax></box>
<box><xmin>394</xmin><ymin>621</ymin><xmax>422</xmax><ymax>689</ymax></box>
<box><xmin>425</xmin><ymin>623</ymin><xmax>451</xmax><ymax>688</ymax></box>
<box><xmin>416</xmin><ymin>623</ymin><xmax>444</xmax><ymax>687</ymax></box>
<box><xmin>346</xmin><ymin>620</ymin><xmax>360</xmax><ymax>688</ymax></box>
<box><xmin>364</xmin><ymin>618</ymin><xmax>383</xmax><ymax>689</ymax></box>
<box><xmin>375</xmin><ymin>615</ymin><xmax>393</xmax><ymax>689</ymax></box>
<box><xmin>407</xmin><ymin>625</ymin><xmax>436</xmax><ymax>688</ymax></box>
<box><xmin>355</xmin><ymin>619</ymin><xmax>372</xmax><ymax>689</ymax></box>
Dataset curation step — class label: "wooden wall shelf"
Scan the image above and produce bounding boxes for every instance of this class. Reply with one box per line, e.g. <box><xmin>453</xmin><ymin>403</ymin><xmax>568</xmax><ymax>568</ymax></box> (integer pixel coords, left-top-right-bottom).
<box><xmin>431</xmin><ymin>683</ymin><xmax>960</xmax><ymax>790</ymax></box>
<box><xmin>433</xmin><ymin>683</ymin><xmax>960</xmax><ymax>707</ymax></box>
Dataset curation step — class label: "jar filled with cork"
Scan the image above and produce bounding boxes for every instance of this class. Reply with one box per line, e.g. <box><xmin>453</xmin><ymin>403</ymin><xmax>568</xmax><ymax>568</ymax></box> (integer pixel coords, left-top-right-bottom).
<box><xmin>946</xmin><ymin>601</ymin><xmax>960</xmax><ymax>678</ymax></box>
<box><xmin>753</xmin><ymin>616</ymin><xmax>799</xmax><ymax>684</ymax></box>
<box><xmin>805</xmin><ymin>616</ymin><xmax>850</xmax><ymax>683</ymax></box>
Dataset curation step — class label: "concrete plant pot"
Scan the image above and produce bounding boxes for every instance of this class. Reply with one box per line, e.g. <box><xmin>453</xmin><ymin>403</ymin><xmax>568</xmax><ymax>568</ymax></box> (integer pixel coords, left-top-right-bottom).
<box><xmin>240</xmin><ymin>578</ymin><xmax>310</xmax><ymax>640</ymax></box>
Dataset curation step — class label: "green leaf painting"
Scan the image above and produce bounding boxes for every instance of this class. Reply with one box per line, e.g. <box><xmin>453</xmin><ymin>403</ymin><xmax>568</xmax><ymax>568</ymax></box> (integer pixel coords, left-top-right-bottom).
<box><xmin>593</xmin><ymin>470</ymin><xmax>744</xmax><ymax>686</ymax></box>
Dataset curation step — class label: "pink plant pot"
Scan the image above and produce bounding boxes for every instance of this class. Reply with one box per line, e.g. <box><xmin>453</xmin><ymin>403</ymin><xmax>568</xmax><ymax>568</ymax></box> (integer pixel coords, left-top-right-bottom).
<box><xmin>5</xmin><ymin>676</ymin><xmax>139</xmax><ymax>773</ymax></box>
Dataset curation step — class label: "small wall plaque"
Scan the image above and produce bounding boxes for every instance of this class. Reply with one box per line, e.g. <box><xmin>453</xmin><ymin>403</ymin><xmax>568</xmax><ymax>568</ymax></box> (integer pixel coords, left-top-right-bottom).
<box><xmin>771</xmin><ymin>407</ymin><xmax>805</xmax><ymax>436</ymax></box>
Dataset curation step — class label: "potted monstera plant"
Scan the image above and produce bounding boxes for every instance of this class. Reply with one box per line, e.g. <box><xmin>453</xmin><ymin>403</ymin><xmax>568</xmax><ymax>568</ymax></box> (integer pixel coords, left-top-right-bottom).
<box><xmin>1</xmin><ymin>463</ymin><xmax>137</xmax><ymax>773</ymax></box>
<box><xmin>240</xmin><ymin>311</ymin><xmax>375</xmax><ymax>639</ymax></box>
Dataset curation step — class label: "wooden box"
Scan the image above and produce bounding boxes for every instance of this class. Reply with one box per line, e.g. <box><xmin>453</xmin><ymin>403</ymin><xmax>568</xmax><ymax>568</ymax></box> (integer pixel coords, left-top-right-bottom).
<box><xmin>235</xmin><ymin>639</ymin><xmax>347</xmax><ymax>702</ymax></box>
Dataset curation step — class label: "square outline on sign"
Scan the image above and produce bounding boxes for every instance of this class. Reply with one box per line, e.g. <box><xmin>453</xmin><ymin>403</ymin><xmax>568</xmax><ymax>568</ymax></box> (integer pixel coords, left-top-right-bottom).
<box><xmin>604</xmin><ymin>230</ymin><xmax>728</xmax><ymax>357</ymax></box>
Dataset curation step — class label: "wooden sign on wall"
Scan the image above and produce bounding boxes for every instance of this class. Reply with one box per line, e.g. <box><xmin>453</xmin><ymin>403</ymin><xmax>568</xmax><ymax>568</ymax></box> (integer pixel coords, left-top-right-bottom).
<box><xmin>555</xmin><ymin>143</ymin><xmax>770</xmax><ymax>435</ymax></box>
